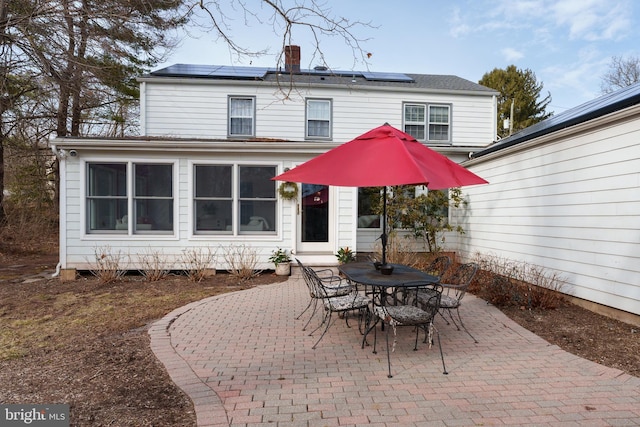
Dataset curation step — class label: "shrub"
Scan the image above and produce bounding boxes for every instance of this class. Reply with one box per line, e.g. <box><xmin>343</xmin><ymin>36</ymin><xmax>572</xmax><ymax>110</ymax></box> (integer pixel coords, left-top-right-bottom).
<box><xmin>471</xmin><ymin>252</ymin><xmax>569</xmax><ymax>310</ymax></box>
<box><xmin>222</xmin><ymin>244</ymin><xmax>261</xmax><ymax>282</ymax></box>
<box><xmin>87</xmin><ymin>246</ymin><xmax>128</xmax><ymax>284</ymax></box>
<box><xmin>180</xmin><ymin>247</ymin><xmax>216</xmax><ymax>282</ymax></box>
<box><xmin>138</xmin><ymin>248</ymin><xmax>170</xmax><ymax>282</ymax></box>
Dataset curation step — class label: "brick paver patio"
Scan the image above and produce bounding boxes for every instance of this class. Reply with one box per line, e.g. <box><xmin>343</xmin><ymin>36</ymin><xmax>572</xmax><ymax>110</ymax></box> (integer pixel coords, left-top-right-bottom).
<box><xmin>149</xmin><ymin>275</ymin><xmax>640</xmax><ymax>426</ymax></box>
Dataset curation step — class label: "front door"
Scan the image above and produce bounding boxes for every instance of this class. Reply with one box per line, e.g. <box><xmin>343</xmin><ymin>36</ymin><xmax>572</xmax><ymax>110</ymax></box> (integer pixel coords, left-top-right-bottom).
<box><xmin>297</xmin><ymin>183</ymin><xmax>334</xmax><ymax>253</ymax></box>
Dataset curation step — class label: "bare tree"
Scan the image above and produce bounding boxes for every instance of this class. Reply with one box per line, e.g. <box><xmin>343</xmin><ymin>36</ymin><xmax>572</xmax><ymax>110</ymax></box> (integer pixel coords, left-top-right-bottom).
<box><xmin>0</xmin><ymin>0</ymin><xmax>372</xmax><ymax>235</ymax></box>
<box><xmin>600</xmin><ymin>55</ymin><xmax>640</xmax><ymax>94</ymax></box>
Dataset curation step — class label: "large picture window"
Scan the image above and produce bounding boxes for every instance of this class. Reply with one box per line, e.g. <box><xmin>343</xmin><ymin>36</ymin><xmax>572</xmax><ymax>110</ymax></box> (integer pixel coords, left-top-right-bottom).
<box><xmin>86</xmin><ymin>162</ymin><xmax>174</xmax><ymax>234</ymax></box>
<box><xmin>403</xmin><ymin>103</ymin><xmax>451</xmax><ymax>142</ymax></box>
<box><xmin>193</xmin><ymin>164</ymin><xmax>276</xmax><ymax>234</ymax></box>
<box><xmin>228</xmin><ymin>96</ymin><xmax>255</xmax><ymax>137</ymax></box>
<box><xmin>306</xmin><ymin>99</ymin><xmax>332</xmax><ymax>139</ymax></box>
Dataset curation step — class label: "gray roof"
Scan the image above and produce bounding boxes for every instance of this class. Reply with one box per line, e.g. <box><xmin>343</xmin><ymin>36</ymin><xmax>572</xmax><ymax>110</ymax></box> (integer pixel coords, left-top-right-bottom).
<box><xmin>472</xmin><ymin>81</ymin><xmax>640</xmax><ymax>158</ymax></box>
<box><xmin>147</xmin><ymin>64</ymin><xmax>496</xmax><ymax>94</ymax></box>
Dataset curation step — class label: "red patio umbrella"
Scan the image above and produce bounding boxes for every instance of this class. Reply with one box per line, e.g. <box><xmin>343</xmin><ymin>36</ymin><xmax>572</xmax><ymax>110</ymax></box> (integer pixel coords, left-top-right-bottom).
<box><xmin>273</xmin><ymin>123</ymin><xmax>488</xmax><ymax>265</ymax></box>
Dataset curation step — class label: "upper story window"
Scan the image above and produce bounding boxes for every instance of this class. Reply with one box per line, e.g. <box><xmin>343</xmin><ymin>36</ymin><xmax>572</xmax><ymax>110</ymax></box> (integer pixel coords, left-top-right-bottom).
<box><xmin>86</xmin><ymin>162</ymin><xmax>174</xmax><ymax>234</ymax></box>
<box><xmin>306</xmin><ymin>98</ymin><xmax>332</xmax><ymax>139</ymax></box>
<box><xmin>228</xmin><ymin>96</ymin><xmax>255</xmax><ymax>137</ymax></box>
<box><xmin>403</xmin><ymin>103</ymin><xmax>451</xmax><ymax>143</ymax></box>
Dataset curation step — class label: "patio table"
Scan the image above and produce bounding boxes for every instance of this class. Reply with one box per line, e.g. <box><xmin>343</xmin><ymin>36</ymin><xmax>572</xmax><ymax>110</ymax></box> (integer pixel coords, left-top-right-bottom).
<box><xmin>338</xmin><ymin>262</ymin><xmax>439</xmax><ymax>348</ymax></box>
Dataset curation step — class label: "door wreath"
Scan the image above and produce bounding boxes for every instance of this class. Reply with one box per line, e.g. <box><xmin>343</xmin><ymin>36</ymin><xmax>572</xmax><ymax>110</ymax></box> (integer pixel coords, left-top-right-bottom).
<box><xmin>278</xmin><ymin>182</ymin><xmax>299</xmax><ymax>200</ymax></box>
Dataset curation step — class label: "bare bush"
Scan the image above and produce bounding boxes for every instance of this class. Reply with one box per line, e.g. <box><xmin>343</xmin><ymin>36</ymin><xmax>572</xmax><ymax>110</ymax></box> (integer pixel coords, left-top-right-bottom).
<box><xmin>138</xmin><ymin>248</ymin><xmax>170</xmax><ymax>282</ymax></box>
<box><xmin>87</xmin><ymin>246</ymin><xmax>128</xmax><ymax>284</ymax></box>
<box><xmin>471</xmin><ymin>252</ymin><xmax>569</xmax><ymax>309</ymax></box>
<box><xmin>372</xmin><ymin>231</ymin><xmax>421</xmax><ymax>268</ymax></box>
<box><xmin>180</xmin><ymin>247</ymin><xmax>216</xmax><ymax>282</ymax></box>
<box><xmin>222</xmin><ymin>244</ymin><xmax>262</xmax><ymax>282</ymax></box>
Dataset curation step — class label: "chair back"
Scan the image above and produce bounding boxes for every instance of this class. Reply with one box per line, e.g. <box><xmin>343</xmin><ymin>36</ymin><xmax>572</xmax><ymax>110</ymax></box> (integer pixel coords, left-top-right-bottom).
<box><xmin>295</xmin><ymin>258</ymin><xmax>331</xmax><ymax>299</ymax></box>
<box><xmin>416</xmin><ymin>284</ymin><xmax>442</xmax><ymax>320</ymax></box>
<box><xmin>425</xmin><ymin>256</ymin><xmax>451</xmax><ymax>281</ymax></box>
<box><xmin>296</xmin><ymin>258</ymin><xmax>316</xmax><ymax>296</ymax></box>
<box><xmin>443</xmin><ymin>263</ymin><xmax>478</xmax><ymax>302</ymax></box>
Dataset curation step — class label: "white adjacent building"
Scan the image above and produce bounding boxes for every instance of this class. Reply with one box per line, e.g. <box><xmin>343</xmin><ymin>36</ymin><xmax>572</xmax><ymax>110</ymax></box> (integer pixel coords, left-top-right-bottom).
<box><xmin>459</xmin><ymin>83</ymin><xmax>640</xmax><ymax>319</ymax></box>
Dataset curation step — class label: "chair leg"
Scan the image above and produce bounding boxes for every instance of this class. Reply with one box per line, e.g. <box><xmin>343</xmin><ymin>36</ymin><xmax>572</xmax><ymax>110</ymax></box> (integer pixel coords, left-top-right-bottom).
<box><xmin>296</xmin><ymin>297</ymin><xmax>313</xmax><ymax>320</ymax></box>
<box><xmin>433</xmin><ymin>326</ymin><xmax>448</xmax><ymax>375</ymax></box>
<box><xmin>455</xmin><ymin>308</ymin><xmax>478</xmax><ymax>343</ymax></box>
<box><xmin>385</xmin><ymin>321</ymin><xmax>393</xmax><ymax>378</ymax></box>
<box><xmin>311</xmin><ymin>311</ymin><xmax>333</xmax><ymax>349</ymax></box>
<box><xmin>301</xmin><ymin>298</ymin><xmax>319</xmax><ymax>331</ymax></box>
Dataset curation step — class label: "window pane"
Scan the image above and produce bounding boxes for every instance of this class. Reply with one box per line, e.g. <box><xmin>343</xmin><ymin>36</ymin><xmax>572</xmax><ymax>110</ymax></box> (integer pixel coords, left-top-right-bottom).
<box><xmin>195</xmin><ymin>165</ymin><xmax>232</xmax><ymax>198</ymax></box>
<box><xmin>135</xmin><ymin>199</ymin><xmax>173</xmax><ymax>231</ymax></box>
<box><xmin>404</xmin><ymin>104</ymin><xmax>425</xmax><ymax>122</ymax></box>
<box><xmin>307</xmin><ymin>100</ymin><xmax>330</xmax><ymax>119</ymax></box>
<box><xmin>135</xmin><ymin>164</ymin><xmax>172</xmax><ymax>197</ymax></box>
<box><xmin>229</xmin><ymin>97</ymin><xmax>254</xmax><ymax>135</ymax></box>
<box><xmin>239</xmin><ymin>166</ymin><xmax>276</xmax><ymax>198</ymax></box>
<box><xmin>88</xmin><ymin>198</ymin><xmax>127</xmax><ymax>231</ymax></box>
<box><xmin>429</xmin><ymin>106</ymin><xmax>449</xmax><ymax>123</ymax></box>
<box><xmin>307</xmin><ymin>100</ymin><xmax>331</xmax><ymax>138</ymax></box>
<box><xmin>195</xmin><ymin>200</ymin><xmax>232</xmax><ymax>231</ymax></box>
<box><xmin>357</xmin><ymin>187</ymin><xmax>381</xmax><ymax>229</ymax></box>
<box><xmin>404</xmin><ymin>125</ymin><xmax>425</xmax><ymax>140</ymax></box>
<box><xmin>308</xmin><ymin>120</ymin><xmax>330</xmax><ymax>137</ymax></box>
<box><xmin>429</xmin><ymin>124</ymin><xmax>449</xmax><ymax>140</ymax></box>
<box><xmin>239</xmin><ymin>200</ymin><xmax>276</xmax><ymax>232</ymax></box>
<box><xmin>88</xmin><ymin>163</ymin><xmax>126</xmax><ymax>196</ymax></box>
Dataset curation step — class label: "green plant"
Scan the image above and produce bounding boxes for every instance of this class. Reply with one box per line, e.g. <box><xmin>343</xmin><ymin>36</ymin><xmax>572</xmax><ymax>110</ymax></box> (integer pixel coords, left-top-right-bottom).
<box><xmin>335</xmin><ymin>247</ymin><xmax>356</xmax><ymax>264</ymax></box>
<box><xmin>382</xmin><ymin>186</ymin><xmax>467</xmax><ymax>253</ymax></box>
<box><xmin>268</xmin><ymin>248</ymin><xmax>291</xmax><ymax>266</ymax></box>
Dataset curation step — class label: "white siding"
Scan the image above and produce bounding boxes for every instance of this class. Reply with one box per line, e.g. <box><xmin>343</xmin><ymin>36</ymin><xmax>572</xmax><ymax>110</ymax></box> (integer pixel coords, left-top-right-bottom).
<box><xmin>455</xmin><ymin>107</ymin><xmax>640</xmax><ymax>316</ymax></box>
<box><xmin>143</xmin><ymin>80</ymin><xmax>495</xmax><ymax>146</ymax></box>
<box><xmin>60</xmin><ymin>150</ymin><xmax>300</xmax><ymax>271</ymax></box>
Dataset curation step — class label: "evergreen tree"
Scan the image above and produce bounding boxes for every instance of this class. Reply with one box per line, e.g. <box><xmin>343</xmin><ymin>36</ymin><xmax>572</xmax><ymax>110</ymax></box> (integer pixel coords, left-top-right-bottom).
<box><xmin>479</xmin><ymin>65</ymin><xmax>552</xmax><ymax>139</ymax></box>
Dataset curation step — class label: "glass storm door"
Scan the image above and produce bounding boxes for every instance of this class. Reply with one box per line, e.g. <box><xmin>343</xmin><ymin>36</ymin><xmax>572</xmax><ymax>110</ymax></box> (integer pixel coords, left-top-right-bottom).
<box><xmin>297</xmin><ymin>183</ymin><xmax>333</xmax><ymax>252</ymax></box>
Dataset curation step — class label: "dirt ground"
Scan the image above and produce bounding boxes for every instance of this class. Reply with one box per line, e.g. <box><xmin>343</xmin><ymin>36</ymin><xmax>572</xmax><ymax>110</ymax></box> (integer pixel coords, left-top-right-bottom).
<box><xmin>1</xmin><ymin>252</ymin><xmax>638</xmax><ymax>426</ymax></box>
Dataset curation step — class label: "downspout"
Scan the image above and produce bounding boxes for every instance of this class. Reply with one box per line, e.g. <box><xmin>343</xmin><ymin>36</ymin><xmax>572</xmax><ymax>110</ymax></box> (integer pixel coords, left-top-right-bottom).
<box><xmin>50</xmin><ymin>144</ymin><xmax>64</xmax><ymax>277</ymax></box>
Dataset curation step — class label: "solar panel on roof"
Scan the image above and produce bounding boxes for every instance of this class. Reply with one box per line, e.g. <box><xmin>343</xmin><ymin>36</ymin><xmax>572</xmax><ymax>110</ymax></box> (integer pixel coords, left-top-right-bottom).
<box><xmin>150</xmin><ymin>64</ymin><xmax>271</xmax><ymax>79</ymax></box>
<box><xmin>209</xmin><ymin>65</ymin><xmax>270</xmax><ymax>78</ymax></box>
<box><xmin>361</xmin><ymin>71</ymin><xmax>414</xmax><ymax>82</ymax></box>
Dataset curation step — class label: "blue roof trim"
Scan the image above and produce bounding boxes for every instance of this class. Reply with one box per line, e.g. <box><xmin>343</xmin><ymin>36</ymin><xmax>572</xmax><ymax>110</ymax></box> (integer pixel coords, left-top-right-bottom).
<box><xmin>472</xmin><ymin>82</ymin><xmax>640</xmax><ymax>158</ymax></box>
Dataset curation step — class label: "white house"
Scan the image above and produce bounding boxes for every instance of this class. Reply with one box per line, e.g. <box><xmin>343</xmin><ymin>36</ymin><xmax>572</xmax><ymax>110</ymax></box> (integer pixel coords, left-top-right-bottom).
<box><xmin>457</xmin><ymin>82</ymin><xmax>640</xmax><ymax>320</ymax></box>
<box><xmin>52</xmin><ymin>46</ymin><xmax>497</xmax><ymax>276</ymax></box>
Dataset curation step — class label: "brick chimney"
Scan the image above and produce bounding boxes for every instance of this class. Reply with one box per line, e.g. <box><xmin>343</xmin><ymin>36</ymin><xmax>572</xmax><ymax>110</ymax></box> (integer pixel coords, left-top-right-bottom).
<box><xmin>284</xmin><ymin>45</ymin><xmax>301</xmax><ymax>73</ymax></box>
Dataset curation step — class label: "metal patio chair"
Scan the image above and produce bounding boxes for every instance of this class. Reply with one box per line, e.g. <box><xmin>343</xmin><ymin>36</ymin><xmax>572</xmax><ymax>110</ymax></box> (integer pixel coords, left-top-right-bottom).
<box><xmin>300</xmin><ymin>262</ymin><xmax>370</xmax><ymax>349</ymax></box>
<box><xmin>418</xmin><ymin>262</ymin><xmax>479</xmax><ymax>343</ymax></box>
<box><xmin>372</xmin><ymin>284</ymin><xmax>447</xmax><ymax>378</ymax></box>
<box><xmin>295</xmin><ymin>258</ymin><xmax>352</xmax><ymax>331</ymax></box>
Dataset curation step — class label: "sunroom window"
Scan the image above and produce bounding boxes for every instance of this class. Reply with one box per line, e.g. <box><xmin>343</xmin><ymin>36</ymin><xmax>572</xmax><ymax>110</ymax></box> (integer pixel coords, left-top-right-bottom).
<box><xmin>193</xmin><ymin>164</ymin><xmax>276</xmax><ymax>234</ymax></box>
<box><xmin>86</xmin><ymin>162</ymin><xmax>174</xmax><ymax>234</ymax></box>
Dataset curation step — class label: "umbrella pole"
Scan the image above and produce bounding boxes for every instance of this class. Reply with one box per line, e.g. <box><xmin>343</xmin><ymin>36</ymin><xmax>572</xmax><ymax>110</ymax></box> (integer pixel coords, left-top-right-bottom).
<box><xmin>381</xmin><ymin>187</ymin><xmax>387</xmax><ymax>265</ymax></box>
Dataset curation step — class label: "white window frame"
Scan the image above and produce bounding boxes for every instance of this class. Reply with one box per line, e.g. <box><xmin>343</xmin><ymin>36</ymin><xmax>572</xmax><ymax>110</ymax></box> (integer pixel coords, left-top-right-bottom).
<box><xmin>228</xmin><ymin>96</ymin><xmax>256</xmax><ymax>137</ymax></box>
<box><xmin>403</xmin><ymin>102</ymin><xmax>452</xmax><ymax>143</ymax></box>
<box><xmin>83</xmin><ymin>159</ymin><xmax>177</xmax><ymax>236</ymax></box>
<box><xmin>428</xmin><ymin>104</ymin><xmax>451</xmax><ymax>142</ymax></box>
<box><xmin>305</xmin><ymin>98</ymin><xmax>332</xmax><ymax>140</ymax></box>
<box><xmin>191</xmin><ymin>161</ymin><xmax>278</xmax><ymax>236</ymax></box>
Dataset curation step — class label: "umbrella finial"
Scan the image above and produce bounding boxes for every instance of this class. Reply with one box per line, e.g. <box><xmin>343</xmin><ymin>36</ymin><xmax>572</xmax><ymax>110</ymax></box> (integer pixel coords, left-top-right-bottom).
<box><xmin>383</xmin><ymin>122</ymin><xmax>390</xmax><ymax>126</ymax></box>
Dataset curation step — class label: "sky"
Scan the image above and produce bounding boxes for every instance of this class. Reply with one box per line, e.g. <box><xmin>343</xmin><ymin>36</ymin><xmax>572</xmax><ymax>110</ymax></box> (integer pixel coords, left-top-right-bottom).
<box><xmin>156</xmin><ymin>0</ymin><xmax>640</xmax><ymax>115</ymax></box>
